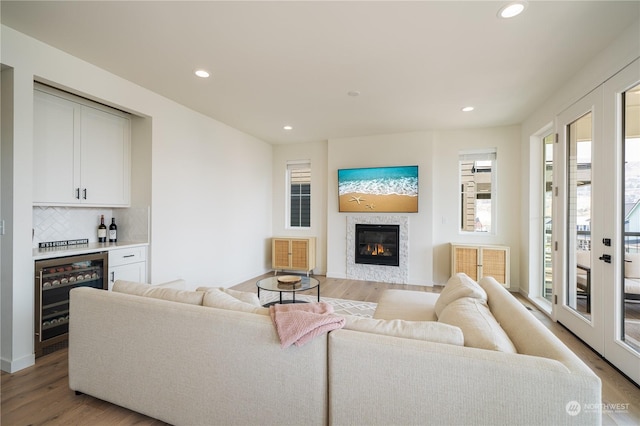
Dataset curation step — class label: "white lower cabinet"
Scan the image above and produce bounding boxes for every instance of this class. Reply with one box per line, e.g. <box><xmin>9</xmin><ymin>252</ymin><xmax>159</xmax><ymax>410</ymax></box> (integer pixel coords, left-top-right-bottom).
<box><xmin>108</xmin><ymin>246</ymin><xmax>147</xmax><ymax>290</ymax></box>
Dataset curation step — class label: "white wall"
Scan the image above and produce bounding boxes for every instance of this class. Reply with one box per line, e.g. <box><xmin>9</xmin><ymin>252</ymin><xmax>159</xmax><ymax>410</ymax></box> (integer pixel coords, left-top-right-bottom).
<box><xmin>432</xmin><ymin>126</ymin><xmax>522</xmax><ymax>286</ymax></box>
<box><xmin>0</xmin><ymin>26</ymin><xmax>273</xmax><ymax>372</ymax></box>
<box><xmin>272</xmin><ymin>141</ymin><xmax>328</xmax><ymax>274</ymax></box>
<box><xmin>326</xmin><ymin>132</ymin><xmax>435</xmax><ymax>286</ymax></box>
<box><xmin>520</xmin><ymin>19</ymin><xmax>640</xmax><ymax>296</ymax></box>
<box><xmin>149</xmin><ymin>105</ymin><xmax>273</xmax><ymax>286</ymax></box>
<box><xmin>277</xmin><ymin>127</ymin><xmax>521</xmax><ymax>288</ymax></box>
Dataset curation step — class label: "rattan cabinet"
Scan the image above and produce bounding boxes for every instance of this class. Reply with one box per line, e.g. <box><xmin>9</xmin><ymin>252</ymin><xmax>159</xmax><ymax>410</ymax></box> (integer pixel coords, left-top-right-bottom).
<box><xmin>272</xmin><ymin>237</ymin><xmax>316</xmax><ymax>276</ymax></box>
<box><xmin>451</xmin><ymin>243</ymin><xmax>510</xmax><ymax>288</ymax></box>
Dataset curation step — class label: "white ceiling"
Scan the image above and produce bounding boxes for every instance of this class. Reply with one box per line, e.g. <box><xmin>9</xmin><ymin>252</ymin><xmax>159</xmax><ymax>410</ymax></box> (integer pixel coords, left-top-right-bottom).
<box><xmin>2</xmin><ymin>1</ymin><xmax>639</xmax><ymax>144</ymax></box>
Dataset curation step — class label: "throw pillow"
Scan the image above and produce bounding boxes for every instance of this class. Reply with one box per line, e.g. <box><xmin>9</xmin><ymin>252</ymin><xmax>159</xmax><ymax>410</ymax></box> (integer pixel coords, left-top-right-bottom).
<box><xmin>434</xmin><ymin>273</ymin><xmax>487</xmax><ymax>318</ymax></box>
<box><xmin>438</xmin><ymin>297</ymin><xmax>516</xmax><ymax>353</ymax></box>
<box><xmin>113</xmin><ymin>280</ymin><xmax>204</xmax><ymax>305</ymax></box>
<box><xmin>196</xmin><ymin>286</ymin><xmax>261</xmax><ymax>306</ymax></box>
<box><xmin>343</xmin><ymin>316</ymin><xmax>464</xmax><ymax>346</ymax></box>
<box><xmin>202</xmin><ymin>288</ymin><xmax>269</xmax><ymax>315</ymax></box>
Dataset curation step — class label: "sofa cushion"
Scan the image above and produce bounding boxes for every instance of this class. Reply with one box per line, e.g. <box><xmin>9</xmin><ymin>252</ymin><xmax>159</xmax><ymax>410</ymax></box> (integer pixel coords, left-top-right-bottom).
<box><xmin>373</xmin><ymin>290</ymin><xmax>439</xmax><ymax>321</ymax></box>
<box><xmin>196</xmin><ymin>286</ymin><xmax>261</xmax><ymax>306</ymax></box>
<box><xmin>438</xmin><ymin>296</ymin><xmax>516</xmax><ymax>353</ymax></box>
<box><xmin>155</xmin><ymin>279</ymin><xmax>187</xmax><ymax>289</ymax></box>
<box><xmin>202</xmin><ymin>288</ymin><xmax>269</xmax><ymax>315</ymax></box>
<box><xmin>625</xmin><ymin>253</ymin><xmax>640</xmax><ymax>279</ymax></box>
<box><xmin>343</xmin><ymin>316</ymin><xmax>463</xmax><ymax>346</ymax></box>
<box><xmin>434</xmin><ymin>273</ymin><xmax>487</xmax><ymax>318</ymax></box>
<box><xmin>625</xmin><ymin>278</ymin><xmax>640</xmax><ymax>295</ymax></box>
<box><xmin>112</xmin><ymin>280</ymin><xmax>204</xmax><ymax>305</ymax></box>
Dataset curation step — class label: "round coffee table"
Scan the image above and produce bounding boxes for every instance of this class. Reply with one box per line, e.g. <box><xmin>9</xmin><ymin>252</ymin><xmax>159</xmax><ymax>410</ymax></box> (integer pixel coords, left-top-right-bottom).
<box><xmin>256</xmin><ymin>276</ymin><xmax>320</xmax><ymax>307</ymax></box>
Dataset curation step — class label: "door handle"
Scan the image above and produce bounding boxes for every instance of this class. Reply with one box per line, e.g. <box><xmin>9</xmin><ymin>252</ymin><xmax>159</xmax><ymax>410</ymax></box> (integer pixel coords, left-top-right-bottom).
<box><xmin>599</xmin><ymin>254</ymin><xmax>612</xmax><ymax>263</ymax></box>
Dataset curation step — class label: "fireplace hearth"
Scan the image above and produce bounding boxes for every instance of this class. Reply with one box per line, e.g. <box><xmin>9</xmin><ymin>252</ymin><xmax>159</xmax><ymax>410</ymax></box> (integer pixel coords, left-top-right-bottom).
<box><xmin>355</xmin><ymin>224</ymin><xmax>400</xmax><ymax>266</ymax></box>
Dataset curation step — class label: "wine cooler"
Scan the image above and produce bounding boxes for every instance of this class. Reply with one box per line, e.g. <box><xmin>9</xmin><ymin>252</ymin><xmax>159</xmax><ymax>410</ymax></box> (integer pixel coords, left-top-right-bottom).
<box><xmin>34</xmin><ymin>251</ymin><xmax>108</xmax><ymax>357</ymax></box>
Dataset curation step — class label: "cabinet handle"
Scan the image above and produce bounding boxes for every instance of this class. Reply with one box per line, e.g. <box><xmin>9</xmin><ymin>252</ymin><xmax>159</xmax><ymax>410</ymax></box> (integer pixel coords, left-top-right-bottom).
<box><xmin>75</xmin><ymin>188</ymin><xmax>80</xmax><ymax>199</ymax></box>
<box><xmin>82</xmin><ymin>188</ymin><xmax>87</xmax><ymax>200</ymax></box>
<box><xmin>123</xmin><ymin>254</ymin><xmax>135</xmax><ymax>258</ymax></box>
<box><xmin>111</xmin><ymin>271</ymin><xmax>115</xmax><ymax>282</ymax></box>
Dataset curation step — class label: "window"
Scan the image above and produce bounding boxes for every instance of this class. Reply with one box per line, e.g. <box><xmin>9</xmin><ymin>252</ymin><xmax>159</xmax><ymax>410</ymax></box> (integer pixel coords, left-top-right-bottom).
<box><xmin>459</xmin><ymin>149</ymin><xmax>496</xmax><ymax>233</ymax></box>
<box><xmin>287</xmin><ymin>161</ymin><xmax>311</xmax><ymax>228</ymax></box>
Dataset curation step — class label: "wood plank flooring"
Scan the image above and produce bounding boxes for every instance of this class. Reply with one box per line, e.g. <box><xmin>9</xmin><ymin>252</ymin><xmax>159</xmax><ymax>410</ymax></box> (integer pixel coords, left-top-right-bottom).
<box><xmin>2</xmin><ymin>273</ymin><xmax>639</xmax><ymax>425</ymax></box>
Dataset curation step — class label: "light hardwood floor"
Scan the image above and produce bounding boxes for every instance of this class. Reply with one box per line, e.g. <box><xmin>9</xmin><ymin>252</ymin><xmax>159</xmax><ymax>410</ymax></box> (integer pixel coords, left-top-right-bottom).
<box><xmin>2</xmin><ymin>273</ymin><xmax>639</xmax><ymax>425</ymax></box>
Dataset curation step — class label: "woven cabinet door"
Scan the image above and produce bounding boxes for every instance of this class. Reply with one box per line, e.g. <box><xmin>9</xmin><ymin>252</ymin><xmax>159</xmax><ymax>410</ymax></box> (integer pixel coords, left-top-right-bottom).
<box><xmin>272</xmin><ymin>239</ymin><xmax>291</xmax><ymax>269</ymax></box>
<box><xmin>290</xmin><ymin>240</ymin><xmax>309</xmax><ymax>270</ymax></box>
<box><xmin>481</xmin><ymin>248</ymin><xmax>507</xmax><ymax>284</ymax></box>
<box><xmin>453</xmin><ymin>246</ymin><xmax>479</xmax><ymax>281</ymax></box>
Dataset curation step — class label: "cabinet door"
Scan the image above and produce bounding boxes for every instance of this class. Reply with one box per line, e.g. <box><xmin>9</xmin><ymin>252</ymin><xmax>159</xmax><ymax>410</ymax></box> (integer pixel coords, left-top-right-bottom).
<box><xmin>481</xmin><ymin>247</ymin><xmax>508</xmax><ymax>286</ymax></box>
<box><xmin>81</xmin><ymin>106</ymin><xmax>131</xmax><ymax>206</ymax></box>
<box><xmin>453</xmin><ymin>246</ymin><xmax>479</xmax><ymax>280</ymax></box>
<box><xmin>290</xmin><ymin>240</ymin><xmax>310</xmax><ymax>270</ymax></box>
<box><xmin>272</xmin><ymin>239</ymin><xmax>291</xmax><ymax>269</ymax></box>
<box><xmin>109</xmin><ymin>262</ymin><xmax>146</xmax><ymax>290</ymax></box>
<box><xmin>33</xmin><ymin>91</ymin><xmax>81</xmax><ymax>204</ymax></box>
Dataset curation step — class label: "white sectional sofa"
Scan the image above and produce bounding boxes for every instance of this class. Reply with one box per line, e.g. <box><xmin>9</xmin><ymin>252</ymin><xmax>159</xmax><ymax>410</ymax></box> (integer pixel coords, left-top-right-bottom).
<box><xmin>68</xmin><ymin>276</ymin><xmax>601</xmax><ymax>426</ymax></box>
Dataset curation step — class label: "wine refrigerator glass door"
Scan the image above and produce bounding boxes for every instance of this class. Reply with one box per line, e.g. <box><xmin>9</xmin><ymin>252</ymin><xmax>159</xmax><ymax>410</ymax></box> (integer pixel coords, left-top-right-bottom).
<box><xmin>34</xmin><ymin>251</ymin><xmax>108</xmax><ymax>357</ymax></box>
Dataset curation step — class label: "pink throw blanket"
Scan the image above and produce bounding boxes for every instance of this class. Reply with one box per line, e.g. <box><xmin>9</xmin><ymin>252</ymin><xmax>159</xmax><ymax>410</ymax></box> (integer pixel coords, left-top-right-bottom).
<box><xmin>270</xmin><ymin>302</ymin><xmax>345</xmax><ymax>348</ymax></box>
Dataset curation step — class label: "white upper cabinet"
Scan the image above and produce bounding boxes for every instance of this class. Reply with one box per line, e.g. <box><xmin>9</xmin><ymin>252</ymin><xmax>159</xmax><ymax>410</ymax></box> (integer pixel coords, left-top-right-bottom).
<box><xmin>33</xmin><ymin>86</ymin><xmax>131</xmax><ymax>207</ymax></box>
<box><xmin>33</xmin><ymin>90</ymin><xmax>81</xmax><ymax>204</ymax></box>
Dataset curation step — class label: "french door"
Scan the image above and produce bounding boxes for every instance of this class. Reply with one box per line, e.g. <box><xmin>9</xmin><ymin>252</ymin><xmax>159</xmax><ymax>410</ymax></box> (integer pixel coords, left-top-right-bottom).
<box><xmin>555</xmin><ymin>59</ymin><xmax>640</xmax><ymax>385</ymax></box>
<box><xmin>556</xmin><ymin>88</ymin><xmax>605</xmax><ymax>354</ymax></box>
<box><xmin>602</xmin><ymin>60</ymin><xmax>640</xmax><ymax>385</ymax></box>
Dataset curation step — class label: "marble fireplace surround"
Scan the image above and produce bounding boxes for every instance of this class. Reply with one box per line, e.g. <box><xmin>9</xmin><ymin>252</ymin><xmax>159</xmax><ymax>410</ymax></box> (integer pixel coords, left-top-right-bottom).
<box><xmin>346</xmin><ymin>215</ymin><xmax>409</xmax><ymax>284</ymax></box>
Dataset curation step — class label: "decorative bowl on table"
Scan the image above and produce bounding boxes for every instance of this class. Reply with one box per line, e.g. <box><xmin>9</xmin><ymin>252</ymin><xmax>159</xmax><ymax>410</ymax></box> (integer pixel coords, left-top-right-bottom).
<box><xmin>277</xmin><ymin>275</ymin><xmax>302</xmax><ymax>289</ymax></box>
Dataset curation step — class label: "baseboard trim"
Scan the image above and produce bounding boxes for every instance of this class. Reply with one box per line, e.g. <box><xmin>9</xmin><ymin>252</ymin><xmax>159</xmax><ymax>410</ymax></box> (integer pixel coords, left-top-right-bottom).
<box><xmin>1</xmin><ymin>353</ymin><xmax>35</xmax><ymax>373</ymax></box>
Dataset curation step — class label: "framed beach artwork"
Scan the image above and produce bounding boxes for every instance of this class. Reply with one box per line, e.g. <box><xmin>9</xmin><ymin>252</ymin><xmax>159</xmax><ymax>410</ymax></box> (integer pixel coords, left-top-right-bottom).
<box><xmin>338</xmin><ymin>165</ymin><xmax>418</xmax><ymax>213</ymax></box>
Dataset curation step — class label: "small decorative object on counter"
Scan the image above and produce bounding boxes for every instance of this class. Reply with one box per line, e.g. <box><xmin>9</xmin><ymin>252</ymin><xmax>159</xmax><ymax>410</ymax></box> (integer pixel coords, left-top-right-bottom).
<box><xmin>98</xmin><ymin>215</ymin><xmax>107</xmax><ymax>243</ymax></box>
<box><xmin>109</xmin><ymin>218</ymin><xmax>117</xmax><ymax>243</ymax></box>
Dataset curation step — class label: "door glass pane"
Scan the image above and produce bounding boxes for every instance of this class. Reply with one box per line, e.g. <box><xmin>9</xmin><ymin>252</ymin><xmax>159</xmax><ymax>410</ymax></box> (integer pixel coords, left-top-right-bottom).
<box><xmin>623</xmin><ymin>83</ymin><xmax>640</xmax><ymax>352</ymax></box>
<box><xmin>567</xmin><ymin>112</ymin><xmax>592</xmax><ymax>319</ymax></box>
<box><xmin>543</xmin><ymin>133</ymin><xmax>554</xmax><ymax>301</ymax></box>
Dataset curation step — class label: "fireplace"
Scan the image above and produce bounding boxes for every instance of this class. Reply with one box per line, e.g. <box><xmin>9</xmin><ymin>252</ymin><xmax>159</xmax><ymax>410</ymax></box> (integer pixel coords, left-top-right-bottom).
<box><xmin>355</xmin><ymin>224</ymin><xmax>400</xmax><ymax>266</ymax></box>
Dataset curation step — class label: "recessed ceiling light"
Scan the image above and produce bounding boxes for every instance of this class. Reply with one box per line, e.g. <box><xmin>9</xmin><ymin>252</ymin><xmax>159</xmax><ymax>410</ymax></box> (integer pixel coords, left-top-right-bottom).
<box><xmin>498</xmin><ymin>1</ymin><xmax>527</xmax><ymax>19</ymax></box>
<box><xmin>194</xmin><ymin>69</ymin><xmax>210</xmax><ymax>78</ymax></box>
<box><xmin>347</xmin><ymin>90</ymin><xmax>361</xmax><ymax>97</ymax></box>
<box><xmin>462</xmin><ymin>106</ymin><xmax>475</xmax><ymax>112</ymax></box>
<box><xmin>283</xmin><ymin>125</ymin><xmax>293</xmax><ymax>130</ymax></box>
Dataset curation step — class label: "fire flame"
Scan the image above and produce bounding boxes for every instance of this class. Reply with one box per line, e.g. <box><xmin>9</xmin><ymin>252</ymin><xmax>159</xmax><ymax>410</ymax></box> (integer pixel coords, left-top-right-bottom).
<box><xmin>367</xmin><ymin>244</ymin><xmax>385</xmax><ymax>255</ymax></box>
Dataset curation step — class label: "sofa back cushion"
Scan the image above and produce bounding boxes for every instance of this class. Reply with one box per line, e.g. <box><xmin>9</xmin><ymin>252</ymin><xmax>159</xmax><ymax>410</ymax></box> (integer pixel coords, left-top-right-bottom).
<box><xmin>112</xmin><ymin>280</ymin><xmax>205</xmax><ymax>305</ymax></box>
<box><xmin>202</xmin><ymin>288</ymin><xmax>269</xmax><ymax>315</ymax></box>
<box><xmin>196</xmin><ymin>286</ymin><xmax>262</xmax><ymax>305</ymax></box>
<box><xmin>438</xmin><ymin>297</ymin><xmax>516</xmax><ymax>353</ymax></box>
<box><xmin>343</xmin><ymin>316</ymin><xmax>463</xmax><ymax>346</ymax></box>
<box><xmin>434</xmin><ymin>273</ymin><xmax>487</xmax><ymax>318</ymax></box>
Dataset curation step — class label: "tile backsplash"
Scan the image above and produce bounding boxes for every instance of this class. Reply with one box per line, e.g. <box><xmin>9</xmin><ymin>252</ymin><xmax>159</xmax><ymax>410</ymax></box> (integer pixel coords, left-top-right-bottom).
<box><xmin>32</xmin><ymin>206</ymin><xmax>149</xmax><ymax>247</ymax></box>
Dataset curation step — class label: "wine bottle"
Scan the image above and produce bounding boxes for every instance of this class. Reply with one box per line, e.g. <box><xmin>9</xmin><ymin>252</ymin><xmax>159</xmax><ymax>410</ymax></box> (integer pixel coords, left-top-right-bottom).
<box><xmin>98</xmin><ymin>215</ymin><xmax>107</xmax><ymax>243</ymax></box>
<box><xmin>109</xmin><ymin>218</ymin><xmax>117</xmax><ymax>243</ymax></box>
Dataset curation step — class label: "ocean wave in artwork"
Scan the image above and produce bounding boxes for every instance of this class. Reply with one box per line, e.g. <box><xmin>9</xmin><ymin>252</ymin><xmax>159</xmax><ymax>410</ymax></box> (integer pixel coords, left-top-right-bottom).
<box><xmin>339</xmin><ymin>176</ymin><xmax>418</xmax><ymax>197</ymax></box>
